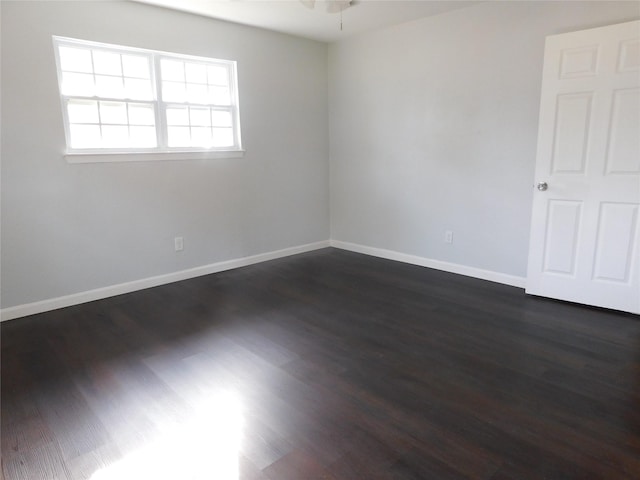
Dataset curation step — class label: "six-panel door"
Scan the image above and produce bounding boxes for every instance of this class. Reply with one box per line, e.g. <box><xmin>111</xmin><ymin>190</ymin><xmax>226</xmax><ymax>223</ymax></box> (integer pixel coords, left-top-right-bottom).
<box><xmin>526</xmin><ymin>21</ymin><xmax>640</xmax><ymax>314</ymax></box>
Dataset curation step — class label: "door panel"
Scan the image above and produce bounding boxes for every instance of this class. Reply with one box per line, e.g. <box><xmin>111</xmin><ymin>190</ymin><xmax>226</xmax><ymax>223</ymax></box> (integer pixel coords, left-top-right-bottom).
<box><xmin>618</xmin><ymin>39</ymin><xmax>640</xmax><ymax>71</ymax></box>
<box><xmin>552</xmin><ymin>93</ymin><xmax>592</xmax><ymax>174</ymax></box>
<box><xmin>605</xmin><ymin>88</ymin><xmax>640</xmax><ymax>174</ymax></box>
<box><xmin>559</xmin><ymin>45</ymin><xmax>599</xmax><ymax>79</ymax></box>
<box><xmin>592</xmin><ymin>203</ymin><xmax>638</xmax><ymax>283</ymax></box>
<box><xmin>526</xmin><ymin>20</ymin><xmax>640</xmax><ymax>314</ymax></box>
<box><xmin>542</xmin><ymin>200</ymin><xmax>582</xmax><ymax>275</ymax></box>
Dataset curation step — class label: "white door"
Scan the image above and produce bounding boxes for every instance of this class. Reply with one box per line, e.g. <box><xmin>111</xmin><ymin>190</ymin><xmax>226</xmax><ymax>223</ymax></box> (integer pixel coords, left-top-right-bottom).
<box><xmin>526</xmin><ymin>20</ymin><xmax>640</xmax><ymax>314</ymax></box>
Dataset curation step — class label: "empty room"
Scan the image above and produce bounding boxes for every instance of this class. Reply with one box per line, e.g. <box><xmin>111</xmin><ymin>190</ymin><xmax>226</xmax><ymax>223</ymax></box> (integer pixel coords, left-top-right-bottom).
<box><xmin>1</xmin><ymin>0</ymin><xmax>639</xmax><ymax>479</ymax></box>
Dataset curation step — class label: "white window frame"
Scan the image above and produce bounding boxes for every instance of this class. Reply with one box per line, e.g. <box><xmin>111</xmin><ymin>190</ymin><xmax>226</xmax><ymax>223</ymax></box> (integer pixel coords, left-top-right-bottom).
<box><xmin>53</xmin><ymin>36</ymin><xmax>244</xmax><ymax>162</ymax></box>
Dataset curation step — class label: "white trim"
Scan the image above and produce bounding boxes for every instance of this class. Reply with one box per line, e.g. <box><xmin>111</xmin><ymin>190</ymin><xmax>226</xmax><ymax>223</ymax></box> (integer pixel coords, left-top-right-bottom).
<box><xmin>65</xmin><ymin>149</ymin><xmax>245</xmax><ymax>163</ymax></box>
<box><xmin>0</xmin><ymin>241</ymin><xmax>330</xmax><ymax>322</ymax></box>
<box><xmin>1</xmin><ymin>240</ymin><xmax>526</xmax><ymax>322</ymax></box>
<box><xmin>330</xmin><ymin>240</ymin><xmax>526</xmax><ymax>289</ymax></box>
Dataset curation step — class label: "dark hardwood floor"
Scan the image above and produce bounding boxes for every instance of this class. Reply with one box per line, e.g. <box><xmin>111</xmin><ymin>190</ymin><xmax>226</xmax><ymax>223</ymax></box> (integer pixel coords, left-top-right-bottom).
<box><xmin>2</xmin><ymin>248</ymin><xmax>640</xmax><ymax>479</ymax></box>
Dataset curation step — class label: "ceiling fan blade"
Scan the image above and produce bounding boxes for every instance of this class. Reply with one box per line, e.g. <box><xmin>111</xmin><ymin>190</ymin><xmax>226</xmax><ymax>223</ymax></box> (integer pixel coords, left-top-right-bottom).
<box><xmin>300</xmin><ymin>0</ymin><xmax>315</xmax><ymax>10</ymax></box>
<box><xmin>325</xmin><ymin>0</ymin><xmax>351</xmax><ymax>14</ymax></box>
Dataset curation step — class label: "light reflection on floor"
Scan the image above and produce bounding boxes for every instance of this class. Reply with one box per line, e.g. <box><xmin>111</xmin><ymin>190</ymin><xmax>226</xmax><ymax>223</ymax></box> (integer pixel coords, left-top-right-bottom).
<box><xmin>90</xmin><ymin>392</ymin><xmax>244</xmax><ymax>480</ymax></box>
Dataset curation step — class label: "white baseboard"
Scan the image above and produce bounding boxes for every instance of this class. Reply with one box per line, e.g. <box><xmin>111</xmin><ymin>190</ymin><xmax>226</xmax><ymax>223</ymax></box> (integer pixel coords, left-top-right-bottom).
<box><xmin>330</xmin><ymin>240</ymin><xmax>526</xmax><ymax>289</ymax></box>
<box><xmin>0</xmin><ymin>240</ymin><xmax>330</xmax><ymax>322</ymax></box>
<box><xmin>1</xmin><ymin>239</ymin><xmax>525</xmax><ymax>322</ymax></box>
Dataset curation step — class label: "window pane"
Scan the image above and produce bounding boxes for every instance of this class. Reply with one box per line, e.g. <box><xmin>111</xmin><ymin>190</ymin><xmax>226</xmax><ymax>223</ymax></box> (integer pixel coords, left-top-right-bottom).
<box><xmin>212</xmin><ymin>128</ymin><xmax>234</xmax><ymax>147</ymax></box>
<box><xmin>67</xmin><ymin>100</ymin><xmax>99</xmax><ymax>124</ymax></box>
<box><xmin>124</xmin><ymin>78</ymin><xmax>152</xmax><ymax>100</ymax></box>
<box><xmin>129</xmin><ymin>126</ymin><xmax>157</xmax><ymax>147</ymax></box>
<box><xmin>167</xmin><ymin>126</ymin><xmax>191</xmax><ymax>147</ymax></box>
<box><xmin>190</xmin><ymin>107</ymin><xmax>211</xmax><ymax>127</ymax></box>
<box><xmin>128</xmin><ymin>104</ymin><xmax>155</xmax><ymax>125</ymax></box>
<box><xmin>161</xmin><ymin>59</ymin><xmax>184</xmax><ymax>81</ymax></box>
<box><xmin>70</xmin><ymin>124</ymin><xmax>101</xmax><ymax>148</ymax></box>
<box><xmin>93</xmin><ymin>50</ymin><xmax>122</xmax><ymax>75</ymax></box>
<box><xmin>209</xmin><ymin>86</ymin><xmax>231</xmax><ymax>105</ymax></box>
<box><xmin>122</xmin><ymin>55</ymin><xmax>150</xmax><ymax>79</ymax></box>
<box><xmin>211</xmin><ymin>110</ymin><xmax>232</xmax><ymax>127</ymax></box>
<box><xmin>96</xmin><ymin>75</ymin><xmax>124</xmax><ymax>98</ymax></box>
<box><xmin>62</xmin><ymin>72</ymin><xmax>95</xmax><ymax>97</ymax></box>
<box><xmin>207</xmin><ymin>65</ymin><xmax>228</xmax><ymax>86</ymax></box>
<box><xmin>162</xmin><ymin>81</ymin><xmax>186</xmax><ymax>103</ymax></box>
<box><xmin>99</xmin><ymin>101</ymin><xmax>128</xmax><ymax>124</ymax></box>
<box><xmin>187</xmin><ymin>84</ymin><xmax>208</xmax><ymax>104</ymax></box>
<box><xmin>59</xmin><ymin>46</ymin><xmax>93</xmax><ymax>73</ymax></box>
<box><xmin>56</xmin><ymin>38</ymin><xmax>240</xmax><ymax>152</ymax></box>
<box><xmin>185</xmin><ymin>63</ymin><xmax>207</xmax><ymax>84</ymax></box>
<box><xmin>166</xmin><ymin>107</ymin><xmax>189</xmax><ymax>126</ymax></box>
<box><xmin>192</xmin><ymin>127</ymin><xmax>213</xmax><ymax>147</ymax></box>
<box><xmin>101</xmin><ymin>125</ymin><xmax>129</xmax><ymax>147</ymax></box>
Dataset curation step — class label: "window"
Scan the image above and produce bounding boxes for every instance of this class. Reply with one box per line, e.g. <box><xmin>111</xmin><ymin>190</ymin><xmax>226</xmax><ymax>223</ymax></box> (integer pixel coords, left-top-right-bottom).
<box><xmin>53</xmin><ymin>36</ymin><xmax>242</xmax><ymax>159</ymax></box>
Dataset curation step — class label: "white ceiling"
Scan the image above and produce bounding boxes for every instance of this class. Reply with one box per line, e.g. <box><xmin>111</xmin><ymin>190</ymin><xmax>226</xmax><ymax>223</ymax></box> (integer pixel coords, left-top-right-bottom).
<box><xmin>131</xmin><ymin>0</ymin><xmax>482</xmax><ymax>43</ymax></box>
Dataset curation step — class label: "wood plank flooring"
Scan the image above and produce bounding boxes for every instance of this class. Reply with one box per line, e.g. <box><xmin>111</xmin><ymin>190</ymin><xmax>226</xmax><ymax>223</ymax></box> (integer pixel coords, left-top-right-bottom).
<box><xmin>2</xmin><ymin>248</ymin><xmax>639</xmax><ymax>479</ymax></box>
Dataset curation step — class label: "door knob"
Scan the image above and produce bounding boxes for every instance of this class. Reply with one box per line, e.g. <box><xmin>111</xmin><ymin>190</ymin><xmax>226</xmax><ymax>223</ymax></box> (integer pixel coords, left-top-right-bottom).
<box><xmin>537</xmin><ymin>182</ymin><xmax>548</xmax><ymax>191</ymax></box>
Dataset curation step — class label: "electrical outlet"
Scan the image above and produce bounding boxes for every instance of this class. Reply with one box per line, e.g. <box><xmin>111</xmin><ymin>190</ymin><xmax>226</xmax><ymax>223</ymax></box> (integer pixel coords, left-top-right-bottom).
<box><xmin>174</xmin><ymin>236</ymin><xmax>184</xmax><ymax>252</ymax></box>
<box><xmin>444</xmin><ymin>230</ymin><xmax>453</xmax><ymax>244</ymax></box>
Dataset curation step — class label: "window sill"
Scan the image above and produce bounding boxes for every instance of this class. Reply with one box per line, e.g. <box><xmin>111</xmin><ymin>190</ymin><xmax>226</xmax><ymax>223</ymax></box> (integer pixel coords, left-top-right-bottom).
<box><xmin>64</xmin><ymin>149</ymin><xmax>245</xmax><ymax>164</ymax></box>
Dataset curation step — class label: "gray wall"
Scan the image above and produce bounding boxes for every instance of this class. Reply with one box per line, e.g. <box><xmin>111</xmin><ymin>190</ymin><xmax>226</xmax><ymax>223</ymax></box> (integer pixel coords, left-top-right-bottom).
<box><xmin>1</xmin><ymin>1</ymin><xmax>329</xmax><ymax>308</ymax></box>
<box><xmin>328</xmin><ymin>1</ymin><xmax>640</xmax><ymax>278</ymax></box>
<box><xmin>3</xmin><ymin>0</ymin><xmax>639</xmax><ymax>312</ymax></box>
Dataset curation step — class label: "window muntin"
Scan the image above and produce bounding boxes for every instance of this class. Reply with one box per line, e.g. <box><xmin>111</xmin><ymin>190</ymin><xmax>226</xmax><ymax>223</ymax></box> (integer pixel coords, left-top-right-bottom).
<box><xmin>159</xmin><ymin>57</ymin><xmax>236</xmax><ymax>149</ymax></box>
<box><xmin>53</xmin><ymin>36</ymin><xmax>242</xmax><ymax>155</ymax></box>
<box><xmin>58</xmin><ymin>46</ymin><xmax>154</xmax><ymax>100</ymax></box>
<box><xmin>65</xmin><ymin>100</ymin><xmax>157</xmax><ymax>149</ymax></box>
